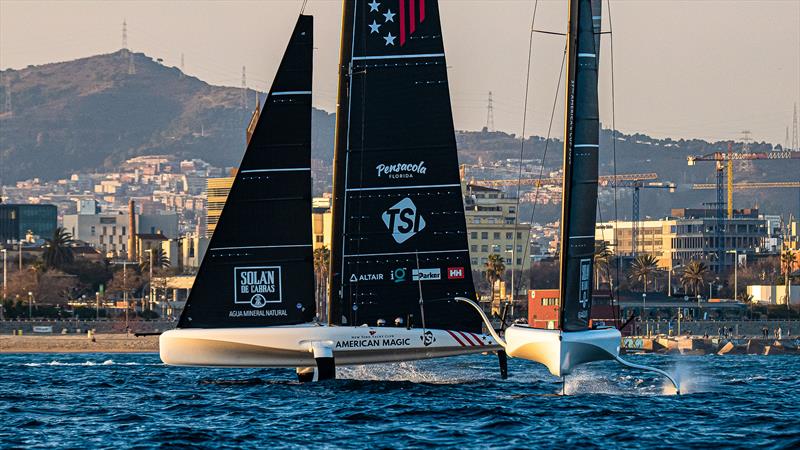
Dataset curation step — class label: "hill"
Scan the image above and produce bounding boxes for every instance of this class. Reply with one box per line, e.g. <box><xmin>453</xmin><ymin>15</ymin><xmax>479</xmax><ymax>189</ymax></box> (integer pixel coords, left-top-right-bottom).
<box><xmin>1</xmin><ymin>51</ymin><xmax>796</xmax><ymax>219</ymax></box>
<box><xmin>0</xmin><ymin>50</ymin><xmax>334</xmax><ymax>181</ymax></box>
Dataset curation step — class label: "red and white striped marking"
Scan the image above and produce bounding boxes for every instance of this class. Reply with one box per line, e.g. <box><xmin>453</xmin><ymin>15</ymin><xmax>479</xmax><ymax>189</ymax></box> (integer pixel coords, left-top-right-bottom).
<box><xmin>445</xmin><ymin>330</ymin><xmax>488</xmax><ymax>347</ymax></box>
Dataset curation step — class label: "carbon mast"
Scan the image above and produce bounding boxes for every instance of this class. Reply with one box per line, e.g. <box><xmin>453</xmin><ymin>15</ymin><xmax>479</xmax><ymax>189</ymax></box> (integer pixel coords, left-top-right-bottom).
<box><xmin>557</xmin><ymin>0</ymin><xmax>600</xmax><ymax>332</ymax></box>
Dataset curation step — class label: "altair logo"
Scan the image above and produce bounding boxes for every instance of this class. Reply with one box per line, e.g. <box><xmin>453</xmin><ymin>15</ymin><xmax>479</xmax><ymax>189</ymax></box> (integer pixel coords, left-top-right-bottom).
<box><xmin>382</xmin><ymin>197</ymin><xmax>426</xmax><ymax>244</ymax></box>
<box><xmin>375</xmin><ymin>161</ymin><xmax>426</xmax><ymax>179</ymax></box>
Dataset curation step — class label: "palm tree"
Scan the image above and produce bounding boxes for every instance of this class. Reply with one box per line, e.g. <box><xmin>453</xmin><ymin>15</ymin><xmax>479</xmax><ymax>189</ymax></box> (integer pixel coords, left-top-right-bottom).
<box><xmin>485</xmin><ymin>254</ymin><xmax>506</xmax><ymax>309</ymax></box>
<box><xmin>43</xmin><ymin>227</ymin><xmax>74</xmax><ymax>269</ymax></box>
<box><xmin>781</xmin><ymin>248</ymin><xmax>797</xmax><ymax>309</ymax></box>
<box><xmin>313</xmin><ymin>246</ymin><xmax>330</xmax><ymax>319</ymax></box>
<box><xmin>628</xmin><ymin>254</ymin><xmax>658</xmax><ymax>291</ymax></box>
<box><xmin>594</xmin><ymin>241</ymin><xmax>613</xmax><ymax>289</ymax></box>
<box><xmin>681</xmin><ymin>260</ymin><xmax>709</xmax><ymax>296</ymax></box>
<box><xmin>139</xmin><ymin>247</ymin><xmax>170</xmax><ymax>272</ymax></box>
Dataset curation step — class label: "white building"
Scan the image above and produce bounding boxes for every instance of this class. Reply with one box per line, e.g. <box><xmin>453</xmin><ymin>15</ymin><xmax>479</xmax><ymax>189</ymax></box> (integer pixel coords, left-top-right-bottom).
<box><xmin>747</xmin><ymin>285</ymin><xmax>799</xmax><ymax>305</ymax></box>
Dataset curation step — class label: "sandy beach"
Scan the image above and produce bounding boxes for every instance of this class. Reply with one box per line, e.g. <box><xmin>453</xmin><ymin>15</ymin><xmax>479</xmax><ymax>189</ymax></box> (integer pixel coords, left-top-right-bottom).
<box><xmin>0</xmin><ymin>334</ymin><xmax>159</xmax><ymax>353</ymax></box>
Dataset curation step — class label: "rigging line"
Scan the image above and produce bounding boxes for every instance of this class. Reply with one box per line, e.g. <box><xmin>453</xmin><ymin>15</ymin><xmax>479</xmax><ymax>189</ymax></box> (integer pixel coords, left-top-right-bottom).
<box><xmin>521</xmin><ymin>47</ymin><xmax>568</xmax><ymax>288</ymax></box>
<box><xmin>511</xmin><ymin>0</ymin><xmax>540</xmax><ymax>302</ymax></box>
<box><xmin>532</xmin><ymin>30</ymin><xmax>567</xmax><ymax>36</ymax></box>
<box><xmin>607</xmin><ymin>0</ymin><xmax>621</xmax><ymax>327</ymax></box>
<box><xmin>300</xmin><ymin>0</ymin><xmax>309</xmax><ymax>15</ymax></box>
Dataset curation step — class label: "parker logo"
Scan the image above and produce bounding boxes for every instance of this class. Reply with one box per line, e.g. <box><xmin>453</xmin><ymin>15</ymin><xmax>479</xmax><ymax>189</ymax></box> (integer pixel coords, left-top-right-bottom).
<box><xmin>447</xmin><ymin>267</ymin><xmax>465</xmax><ymax>279</ymax></box>
<box><xmin>382</xmin><ymin>197</ymin><xmax>426</xmax><ymax>244</ymax></box>
<box><xmin>376</xmin><ymin>161</ymin><xmax>427</xmax><ymax>179</ymax></box>
<box><xmin>412</xmin><ymin>268</ymin><xmax>441</xmax><ymax>281</ymax></box>
<box><xmin>234</xmin><ymin>266</ymin><xmax>281</xmax><ymax>308</ymax></box>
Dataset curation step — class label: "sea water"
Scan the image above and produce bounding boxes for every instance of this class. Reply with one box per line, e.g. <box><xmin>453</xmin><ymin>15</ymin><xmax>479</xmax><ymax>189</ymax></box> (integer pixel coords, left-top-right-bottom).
<box><xmin>1</xmin><ymin>353</ymin><xmax>798</xmax><ymax>448</ymax></box>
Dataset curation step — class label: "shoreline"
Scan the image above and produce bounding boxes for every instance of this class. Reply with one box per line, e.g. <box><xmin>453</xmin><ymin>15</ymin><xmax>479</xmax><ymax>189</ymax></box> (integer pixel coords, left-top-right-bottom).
<box><xmin>0</xmin><ymin>334</ymin><xmax>159</xmax><ymax>354</ymax></box>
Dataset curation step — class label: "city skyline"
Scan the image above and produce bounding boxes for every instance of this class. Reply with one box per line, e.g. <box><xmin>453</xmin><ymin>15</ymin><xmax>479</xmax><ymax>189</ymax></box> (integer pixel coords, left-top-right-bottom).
<box><xmin>1</xmin><ymin>0</ymin><xmax>799</xmax><ymax>146</ymax></box>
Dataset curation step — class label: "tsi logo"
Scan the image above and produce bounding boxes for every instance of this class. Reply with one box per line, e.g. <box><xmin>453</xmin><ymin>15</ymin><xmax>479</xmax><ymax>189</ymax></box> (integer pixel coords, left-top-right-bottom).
<box><xmin>382</xmin><ymin>197</ymin><xmax>426</xmax><ymax>244</ymax></box>
<box><xmin>234</xmin><ymin>266</ymin><xmax>281</xmax><ymax>308</ymax></box>
<box><xmin>412</xmin><ymin>268</ymin><xmax>441</xmax><ymax>281</ymax></box>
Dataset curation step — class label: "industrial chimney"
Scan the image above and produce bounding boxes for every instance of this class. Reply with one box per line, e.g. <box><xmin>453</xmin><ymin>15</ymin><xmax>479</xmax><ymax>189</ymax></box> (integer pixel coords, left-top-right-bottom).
<box><xmin>128</xmin><ymin>200</ymin><xmax>137</xmax><ymax>261</ymax></box>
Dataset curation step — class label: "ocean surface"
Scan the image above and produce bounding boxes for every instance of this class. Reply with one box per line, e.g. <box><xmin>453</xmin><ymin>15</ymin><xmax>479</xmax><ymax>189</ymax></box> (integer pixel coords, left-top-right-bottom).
<box><xmin>1</xmin><ymin>352</ymin><xmax>798</xmax><ymax>449</ymax></box>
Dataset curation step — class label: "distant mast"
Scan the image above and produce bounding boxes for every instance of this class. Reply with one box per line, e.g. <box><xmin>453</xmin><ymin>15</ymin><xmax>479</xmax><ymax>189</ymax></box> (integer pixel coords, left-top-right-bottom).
<box><xmin>558</xmin><ymin>0</ymin><xmax>600</xmax><ymax>332</ymax></box>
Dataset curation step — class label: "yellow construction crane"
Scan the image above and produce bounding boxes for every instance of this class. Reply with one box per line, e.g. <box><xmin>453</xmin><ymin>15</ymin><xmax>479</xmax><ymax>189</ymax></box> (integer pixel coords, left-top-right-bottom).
<box><xmin>687</xmin><ymin>147</ymin><xmax>800</xmax><ymax>219</ymax></box>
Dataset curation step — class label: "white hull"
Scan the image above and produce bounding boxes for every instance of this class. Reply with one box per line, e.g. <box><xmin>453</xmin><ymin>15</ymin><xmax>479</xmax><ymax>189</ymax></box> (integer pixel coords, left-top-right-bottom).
<box><xmin>160</xmin><ymin>324</ymin><xmax>500</xmax><ymax>367</ymax></box>
<box><xmin>504</xmin><ymin>325</ymin><xmax>620</xmax><ymax>377</ymax></box>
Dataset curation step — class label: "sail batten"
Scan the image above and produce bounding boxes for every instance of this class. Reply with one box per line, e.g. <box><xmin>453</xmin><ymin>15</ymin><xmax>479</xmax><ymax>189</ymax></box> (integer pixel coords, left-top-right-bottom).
<box><xmin>329</xmin><ymin>0</ymin><xmax>480</xmax><ymax>332</ymax></box>
<box><xmin>178</xmin><ymin>15</ymin><xmax>315</xmax><ymax>329</ymax></box>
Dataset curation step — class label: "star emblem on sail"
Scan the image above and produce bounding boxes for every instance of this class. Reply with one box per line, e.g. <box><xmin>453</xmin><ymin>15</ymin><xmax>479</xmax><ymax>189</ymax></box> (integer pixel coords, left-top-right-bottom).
<box><xmin>368</xmin><ymin>0</ymin><xmax>427</xmax><ymax>47</ymax></box>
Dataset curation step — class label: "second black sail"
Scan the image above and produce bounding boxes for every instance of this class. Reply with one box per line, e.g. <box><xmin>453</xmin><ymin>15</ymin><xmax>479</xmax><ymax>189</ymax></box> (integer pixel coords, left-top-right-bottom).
<box><xmin>329</xmin><ymin>0</ymin><xmax>480</xmax><ymax>332</ymax></box>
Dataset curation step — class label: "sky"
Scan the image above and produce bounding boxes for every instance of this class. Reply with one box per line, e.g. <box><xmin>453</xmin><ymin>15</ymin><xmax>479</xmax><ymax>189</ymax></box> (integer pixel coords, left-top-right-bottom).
<box><xmin>1</xmin><ymin>0</ymin><xmax>799</xmax><ymax>146</ymax></box>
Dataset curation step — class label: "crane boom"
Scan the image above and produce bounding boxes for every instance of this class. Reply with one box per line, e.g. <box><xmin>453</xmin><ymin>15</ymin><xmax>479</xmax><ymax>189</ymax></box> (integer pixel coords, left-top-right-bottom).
<box><xmin>470</xmin><ymin>172</ymin><xmax>658</xmax><ymax>188</ymax></box>
<box><xmin>692</xmin><ymin>181</ymin><xmax>800</xmax><ymax>190</ymax></box>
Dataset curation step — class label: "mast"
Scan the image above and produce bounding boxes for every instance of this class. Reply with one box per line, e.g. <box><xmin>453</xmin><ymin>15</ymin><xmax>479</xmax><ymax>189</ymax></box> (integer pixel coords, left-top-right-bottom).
<box><xmin>558</xmin><ymin>0</ymin><xmax>600</xmax><ymax>332</ymax></box>
<box><xmin>328</xmin><ymin>0</ymin><xmax>356</xmax><ymax>325</ymax></box>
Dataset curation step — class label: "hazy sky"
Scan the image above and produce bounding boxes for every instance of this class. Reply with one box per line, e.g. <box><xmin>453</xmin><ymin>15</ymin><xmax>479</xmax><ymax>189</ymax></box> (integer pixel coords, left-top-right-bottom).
<box><xmin>2</xmin><ymin>0</ymin><xmax>799</xmax><ymax>145</ymax></box>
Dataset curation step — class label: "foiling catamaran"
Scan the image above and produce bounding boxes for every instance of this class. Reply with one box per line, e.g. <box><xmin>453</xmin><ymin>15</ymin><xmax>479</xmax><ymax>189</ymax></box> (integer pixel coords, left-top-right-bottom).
<box><xmin>160</xmin><ymin>0</ymin><xmax>679</xmax><ymax>392</ymax></box>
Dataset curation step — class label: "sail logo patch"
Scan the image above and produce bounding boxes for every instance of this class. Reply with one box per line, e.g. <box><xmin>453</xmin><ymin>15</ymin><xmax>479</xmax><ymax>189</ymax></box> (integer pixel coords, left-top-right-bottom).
<box><xmin>412</xmin><ymin>268</ymin><xmax>440</xmax><ymax>281</ymax></box>
<box><xmin>234</xmin><ymin>266</ymin><xmax>282</xmax><ymax>308</ymax></box>
<box><xmin>578</xmin><ymin>258</ymin><xmax>591</xmax><ymax>319</ymax></box>
<box><xmin>382</xmin><ymin>197</ymin><xmax>426</xmax><ymax>243</ymax></box>
<box><xmin>375</xmin><ymin>161</ymin><xmax>426</xmax><ymax>179</ymax></box>
<box><xmin>447</xmin><ymin>267</ymin><xmax>465</xmax><ymax>279</ymax></box>
<box><xmin>349</xmin><ymin>273</ymin><xmax>384</xmax><ymax>283</ymax></box>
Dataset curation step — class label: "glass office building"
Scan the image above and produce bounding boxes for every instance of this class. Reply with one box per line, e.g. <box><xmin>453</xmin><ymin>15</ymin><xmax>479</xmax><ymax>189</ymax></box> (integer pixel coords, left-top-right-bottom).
<box><xmin>0</xmin><ymin>204</ymin><xmax>58</xmax><ymax>242</ymax></box>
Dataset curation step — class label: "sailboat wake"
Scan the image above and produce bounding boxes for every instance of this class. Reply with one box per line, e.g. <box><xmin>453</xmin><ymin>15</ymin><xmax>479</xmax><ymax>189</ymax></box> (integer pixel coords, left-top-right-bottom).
<box><xmin>337</xmin><ymin>362</ymin><xmax>474</xmax><ymax>385</ymax></box>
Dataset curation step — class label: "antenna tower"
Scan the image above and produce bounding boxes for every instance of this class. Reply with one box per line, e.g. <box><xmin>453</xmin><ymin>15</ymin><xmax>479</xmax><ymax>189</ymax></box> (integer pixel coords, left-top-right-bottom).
<box><xmin>787</xmin><ymin>126</ymin><xmax>791</xmax><ymax>150</ymax></box>
<box><xmin>180</xmin><ymin>53</ymin><xmax>185</xmax><ymax>77</ymax></box>
<box><xmin>485</xmin><ymin>91</ymin><xmax>495</xmax><ymax>132</ymax></box>
<box><xmin>122</xmin><ymin>19</ymin><xmax>128</xmax><ymax>50</ymax></box>
<box><xmin>241</xmin><ymin>66</ymin><xmax>247</xmax><ymax>109</ymax></box>
<box><xmin>792</xmin><ymin>103</ymin><xmax>798</xmax><ymax>151</ymax></box>
<box><xmin>741</xmin><ymin>130</ymin><xmax>753</xmax><ymax>151</ymax></box>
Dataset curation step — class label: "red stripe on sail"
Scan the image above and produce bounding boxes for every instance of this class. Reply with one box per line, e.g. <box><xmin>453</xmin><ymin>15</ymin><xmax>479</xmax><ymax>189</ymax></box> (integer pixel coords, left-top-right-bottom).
<box><xmin>419</xmin><ymin>0</ymin><xmax>425</xmax><ymax>22</ymax></box>
<box><xmin>400</xmin><ymin>0</ymin><xmax>406</xmax><ymax>46</ymax></box>
<box><xmin>410</xmin><ymin>0</ymin><xmax>416</xmax><ymax>34</ymax></box>
<box><xmin>457</xmin><ymin>331</ymin><xmax>477</xmax><ymax>346</ymax></box>
<box><xmin>446</xmin><ymin>330</ymin><xmax>466</xmax><ymax>347</ymax></box>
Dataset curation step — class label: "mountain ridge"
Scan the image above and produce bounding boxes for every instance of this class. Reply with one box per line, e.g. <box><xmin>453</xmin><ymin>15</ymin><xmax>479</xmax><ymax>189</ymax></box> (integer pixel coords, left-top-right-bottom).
<box><xmin>1</xmin><ymin>50</ymin><xmax>796</xmax><ymax>218</ymax></box>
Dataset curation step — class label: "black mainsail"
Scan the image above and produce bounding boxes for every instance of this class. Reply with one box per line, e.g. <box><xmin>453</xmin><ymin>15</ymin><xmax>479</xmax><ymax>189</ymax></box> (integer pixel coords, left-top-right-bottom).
<box><xmin>178</xmin><ymin>15</ymin><xmax>315</xmax><ymax>328</ymax></box>
<box><xmin>558</xmin><ymin>0</ymin><xmax>600</xmax><ymax>332</ymax></box>
<box><xmin>329</xmin><ymin>0</ymin><xmax>480</xmax><ymax>332</ymax></box>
